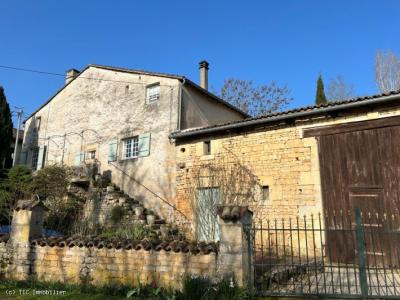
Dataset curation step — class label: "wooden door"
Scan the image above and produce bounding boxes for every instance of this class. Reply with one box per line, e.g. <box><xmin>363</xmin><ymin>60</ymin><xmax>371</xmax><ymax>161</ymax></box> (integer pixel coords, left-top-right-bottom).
<box><xmin>196</xmin><ymin>187</ymin><xmax>220</xmax><ymax>242</ymax></box>
<box><xmin>349</xmin><ymin>187</ymin><xmax>387</xmax><ymax>265</ymax></box>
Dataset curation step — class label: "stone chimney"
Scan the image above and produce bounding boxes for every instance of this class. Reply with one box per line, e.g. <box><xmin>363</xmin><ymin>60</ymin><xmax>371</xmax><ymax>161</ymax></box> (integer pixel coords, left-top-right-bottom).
<box><xmin>65</xmin><ymin>68</ymin><xmax>80</xmax><ymax>84</ymax></box>
<box><xmin>199</xmin><ymin>60</ymin><xmax>209</xmax><ymax>90</ymax></box>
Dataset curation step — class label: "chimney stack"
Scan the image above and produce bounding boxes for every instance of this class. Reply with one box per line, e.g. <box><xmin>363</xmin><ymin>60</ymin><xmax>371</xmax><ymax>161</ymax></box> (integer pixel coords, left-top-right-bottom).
<box><xmin>199</xmin><ymin>60</ymin><xmax>209</xmax><ymax>90</ymax></box>
<box><xmin>65</xmin><ymin>68</ymin><xmax>80</xmax><ymax>84</ymax></box>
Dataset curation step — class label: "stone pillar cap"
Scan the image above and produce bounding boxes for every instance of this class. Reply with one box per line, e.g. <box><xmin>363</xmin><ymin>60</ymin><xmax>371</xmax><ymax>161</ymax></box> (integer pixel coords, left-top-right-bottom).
<box><xmin>216</xmin><ymin>205</ymin><xmax>252</xmax><ymax>222</ymax></box>
<box><xmin>15</xmin><ymin>196</ymin><xmax>48</xmax><ymax>211</ymax></box>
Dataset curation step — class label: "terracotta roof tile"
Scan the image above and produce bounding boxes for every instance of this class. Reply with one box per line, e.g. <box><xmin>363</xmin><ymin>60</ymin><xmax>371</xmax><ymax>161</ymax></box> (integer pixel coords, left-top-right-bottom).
<box><xmin>30</xmin><ymin>236</ymin><xmax>218</xmax><ymax>255</ymax></box>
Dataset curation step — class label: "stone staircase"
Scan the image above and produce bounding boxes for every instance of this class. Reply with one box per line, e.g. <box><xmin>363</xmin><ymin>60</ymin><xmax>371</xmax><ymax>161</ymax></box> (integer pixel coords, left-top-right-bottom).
<box><xmin>69</xmin><ymin>176</ymin><xmax>182</xmax><ymax>239</ymax></box>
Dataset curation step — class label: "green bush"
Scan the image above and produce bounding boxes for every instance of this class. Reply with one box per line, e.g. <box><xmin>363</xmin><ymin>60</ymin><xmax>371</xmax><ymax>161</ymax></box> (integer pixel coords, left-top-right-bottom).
<box><xmin>110</xmin><ymin>205</ymin><xmax>125</xmax><ymax>224</ymax></box>
<box><xmin>44</xmin><ymin>197</ymin><xmax>83</xmax><ymax>235</ymax></box>
<box><xmin>181</xmin><ymin>276</ymin><xmax>213</xmax><ymax>300</ymax></box>
<box><xmin>180</xmin><ymin>275</ymin><xmax>249</xmax><ymax>300</ymax></box>
<box><xmin>2</xmin><ymin>165</ymin><xmax>33</xmax><ymax>198</ymax></box>
<box><xmin>0</xmin><ymin>166</ymin><xmax>33</xmax><ymax>225</ymax></box>
<box><xmin>32</xmin><ymin>165</ymin><xmax>71</xmax><ymax>199</ymax></box>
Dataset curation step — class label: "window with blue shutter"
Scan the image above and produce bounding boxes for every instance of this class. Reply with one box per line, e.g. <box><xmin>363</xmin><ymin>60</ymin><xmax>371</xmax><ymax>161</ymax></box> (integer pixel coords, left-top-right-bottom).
<box><xmin>138</xmin><ymin>132</ymin><xmax>151</xmax><ymax>157</ymax></box>
<box><xmin>74</xmin><ymin>152</ymin><xmax>84</xmax><ymax>166</ymax></box>
<box><xmin>36</xmin><ymin>146</ymin><xmax>47</xmax><ymax>170</ymax></box>
<box><xmin>108</xmin><ymin>139</ymin><xmax>118</xmax><ymax>162</ymax></box>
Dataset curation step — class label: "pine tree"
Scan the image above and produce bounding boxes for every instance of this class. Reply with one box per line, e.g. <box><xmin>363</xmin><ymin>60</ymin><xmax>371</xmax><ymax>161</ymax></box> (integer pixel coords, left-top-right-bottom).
<box><xmin>0</xmin><ymin>86</ymin><xmax>13</xmax><ymax>168</ymax></box>
<box><xmin>315</xmin><ymin>75</ymin><xmax>328</xmax><ymax>105</ymax></box>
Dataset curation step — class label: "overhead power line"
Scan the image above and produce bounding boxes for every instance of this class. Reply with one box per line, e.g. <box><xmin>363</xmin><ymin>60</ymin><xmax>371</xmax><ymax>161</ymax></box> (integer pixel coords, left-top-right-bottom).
<box><xmin>0</xmin><ymin>64</ymin><xmax>178</xmax><ymax>87</ymax></box>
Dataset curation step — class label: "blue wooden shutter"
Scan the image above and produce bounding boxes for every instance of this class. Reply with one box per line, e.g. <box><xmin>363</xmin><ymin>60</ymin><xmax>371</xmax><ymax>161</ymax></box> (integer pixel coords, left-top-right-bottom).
<box><xmin>36</xmin><ymin>146</ymin><xmax>47</xmax><ymax>170</ymax></box>
<box><xmin>19</xmin><ymin>151</ymin><xmax>27</xmax><ymax>165</ymax></box>
<box><xmin>74</xmin><ymin>152</ymin><xmax>84</xmax><ymax>166</ymax></box>
<box><xmin>108</xmin><ymin>139</ymin><xmax>118</xmax><ymax>162</ymax></box>
<box><xmin>138</xmin><ymin>133</ymin><xmax>151</xmax><ymax>157</ymax></box>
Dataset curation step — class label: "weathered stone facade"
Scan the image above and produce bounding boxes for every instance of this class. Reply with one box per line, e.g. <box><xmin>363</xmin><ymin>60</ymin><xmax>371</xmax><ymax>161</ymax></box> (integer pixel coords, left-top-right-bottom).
<box><xmin>174</xmin><ymin>102</ymin><xmax>400</xmax><ymax>237</ymax></box>
<box><xmin>21</xmin><ymin>65</ymin><xmax>245</xmax><ymax>226</ymax></box>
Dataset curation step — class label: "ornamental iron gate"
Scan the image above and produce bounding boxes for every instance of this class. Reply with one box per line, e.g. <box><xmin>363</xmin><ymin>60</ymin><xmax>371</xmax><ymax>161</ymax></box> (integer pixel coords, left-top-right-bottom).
<box><xmin>252</xmin><ymin>209</ymin><xmax>400</xmax><ymax>299</ymax></box>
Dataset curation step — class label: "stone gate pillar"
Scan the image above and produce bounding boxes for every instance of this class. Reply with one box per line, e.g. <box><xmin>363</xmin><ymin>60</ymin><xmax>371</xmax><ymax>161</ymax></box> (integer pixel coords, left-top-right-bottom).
<box><xmin>216</xmin><ymin>205</ymin><xmax>253</xmax><ymax>288</ymax></box>
<box><xmin>8</xmin><ymin>197</ymin><xmax>47</xmax><ymax>280</ymax></box>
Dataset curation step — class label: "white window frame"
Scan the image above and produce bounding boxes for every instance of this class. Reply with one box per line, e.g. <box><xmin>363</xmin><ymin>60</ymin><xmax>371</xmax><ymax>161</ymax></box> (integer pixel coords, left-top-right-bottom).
<box><xmin>123</xmin><ymin>136</ymin><xmax>139</xmax><ymax>159</ymax></box>
<box><xmin>146</xmin><ymin>83</ymin><xmax>160</xmax><ymax>103</ymax></box>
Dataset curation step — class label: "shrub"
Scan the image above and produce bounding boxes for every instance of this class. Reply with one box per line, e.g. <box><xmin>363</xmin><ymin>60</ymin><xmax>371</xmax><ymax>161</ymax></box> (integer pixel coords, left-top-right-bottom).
<box><xmin>180</xmin><ymin>275</ymin><xmax>249</xmax><ymax>300</ymax></box>
<box><xmin>181</xmin><ymin>276</ymin><xmax>213</xmax><ymax>300</ymax></box>
<box><xmin>0</xmin><ymin>190</ymin><xmax>12</xmax><ymax>225</ymax></box>
<box><xmin>44</xmin><ymin>197</ymin><xmax>83</xmax><ymax>235</ymax></box>
<box><xmin>0</xmin><ymin>166</ymin><xmax>33</xmax><ymax>225</ymax></box>
<box><xmin>3</xmin><ymin>165</ymin><xmax>33</xmax><ymax>198</ymax></box>
<box><xmin>32</xmin><ymin>165</ymin><xmax>71</xmax><ymax>199</ymax></box>
<box><xmin>110</xmin><ymin>205</ymin><xmax>125</xmax><ymax>224</ymax></box>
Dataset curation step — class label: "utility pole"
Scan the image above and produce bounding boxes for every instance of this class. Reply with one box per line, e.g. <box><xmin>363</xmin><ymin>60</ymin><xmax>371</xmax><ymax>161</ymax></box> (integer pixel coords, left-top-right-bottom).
<box><xmin>12</xmin><ymin>108</ymin><xmax>23</xmax><ymax>167</ymax></box>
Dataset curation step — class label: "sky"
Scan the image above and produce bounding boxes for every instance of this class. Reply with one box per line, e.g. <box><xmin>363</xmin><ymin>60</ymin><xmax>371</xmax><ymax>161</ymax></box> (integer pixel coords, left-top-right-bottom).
<box><xmin>1</xmin><ymin>0</ymin><xmax>399</xmax><ymax>126</ymax></box>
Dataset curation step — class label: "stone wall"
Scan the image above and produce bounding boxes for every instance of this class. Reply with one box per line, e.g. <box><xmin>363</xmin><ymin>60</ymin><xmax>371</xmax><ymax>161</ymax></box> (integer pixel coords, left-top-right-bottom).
<box><xmin>175</xmin><ymin>106</ymin><xmax>400</xmax><ymax>238</ymax></box>
<box><xmin>1</xmin><ymin>203</ymin><xmax>253</xmax><ymax>289</ymax></box>
<box><xmin>31</xmin><ymin>243</ymin><xmax>217</xmax><ymax>289</ymax></box>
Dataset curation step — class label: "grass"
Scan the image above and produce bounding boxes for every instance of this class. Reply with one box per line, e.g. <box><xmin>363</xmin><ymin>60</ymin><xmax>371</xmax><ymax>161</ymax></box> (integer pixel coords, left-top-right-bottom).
<box><xmin>0</xmin><ymin>280</ymin><xmax>131</xmax><ymax>300</ymax></box>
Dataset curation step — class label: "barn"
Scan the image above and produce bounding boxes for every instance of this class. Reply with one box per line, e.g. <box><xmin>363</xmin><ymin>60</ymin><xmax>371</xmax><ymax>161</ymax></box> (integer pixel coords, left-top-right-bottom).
<box><xmin>172</xmin><ymin>90</ymin><xmax>400</xmax><ymax>265</ymax></box>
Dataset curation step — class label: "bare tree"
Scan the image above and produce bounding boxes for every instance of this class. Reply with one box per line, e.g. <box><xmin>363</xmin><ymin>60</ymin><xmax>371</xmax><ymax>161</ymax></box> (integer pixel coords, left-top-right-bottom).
<box><xmin>216</xmin><ymin>78</ymin><xmax>292</xmax><ymax>117</ymax></box>
<box><xmin>326</xmin><ymin>75</ymin><xmax>355</xmax><ymax>101</ymax></box>
<box><xmin>187</xmin><ymin>153</ymin><xmax>264</xmax><ymax>242</ymax></box>
<box><xmin>375</xmin><ymin>50</ymin><xmax>400</xmax><ymax>93</ymax></box>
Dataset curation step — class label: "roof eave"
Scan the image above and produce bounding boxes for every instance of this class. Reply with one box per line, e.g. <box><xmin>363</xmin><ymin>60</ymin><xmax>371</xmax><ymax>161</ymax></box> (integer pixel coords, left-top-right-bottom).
<box><xmin>170</xmin><ymin>93</ymin><xmax>400</xmax><ymax>140</ymax></box>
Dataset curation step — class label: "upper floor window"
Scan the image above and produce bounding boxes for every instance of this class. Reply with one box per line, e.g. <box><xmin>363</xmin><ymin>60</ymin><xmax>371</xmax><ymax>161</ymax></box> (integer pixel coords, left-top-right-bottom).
<box><xmin>123</xmin><ymin>136</ymin><xmax>139</xmax><ymax>159</ymax></box>
<box><xmin>146</xmin><ymin>83</ymin><xmax>160</xmax><ymax>103</ymax></box>
<box><xmin>35</xmin><ymin>116</ymin><xmax>41</xmax><ymax>131</ymax></box>
<box><xmin>203</xmin><ymin>140</ymin><xmax>211</xmax><ymax>155</ymax></box>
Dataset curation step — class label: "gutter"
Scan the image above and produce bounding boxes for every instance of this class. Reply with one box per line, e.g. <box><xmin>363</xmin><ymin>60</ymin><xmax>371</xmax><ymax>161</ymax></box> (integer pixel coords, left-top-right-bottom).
<box><xmin>170</xmin><ymin>93</ymin><xmax>400</xmax><ymax>139</ymax></box>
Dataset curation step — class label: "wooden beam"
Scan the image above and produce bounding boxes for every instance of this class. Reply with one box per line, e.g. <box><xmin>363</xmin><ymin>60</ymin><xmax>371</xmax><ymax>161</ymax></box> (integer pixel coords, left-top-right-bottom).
<box><xmin>303</xmin><ymin>115</ymin><xmax>400</xmax><ymax>138</ymax></box>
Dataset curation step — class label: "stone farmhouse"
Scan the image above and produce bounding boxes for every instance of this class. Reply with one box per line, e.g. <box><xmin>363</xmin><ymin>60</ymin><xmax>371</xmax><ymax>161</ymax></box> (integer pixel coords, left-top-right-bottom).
<box><xmin>171</xmin><ymin>90</ymin><xmax>400</xmax><ymax>262</ymax></box>
<box><xmin>20</xmin><ymin>62</ymin><xmax>247</xmax><ymax>224</ymax></box>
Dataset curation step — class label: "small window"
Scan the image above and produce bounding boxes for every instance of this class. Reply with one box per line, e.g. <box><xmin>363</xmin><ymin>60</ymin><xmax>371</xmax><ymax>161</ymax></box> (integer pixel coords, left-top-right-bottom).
<box><xmin>123</xmin><ymin>136</ymin><xmax>139</xmax><ymax>159</ymax></box>
<box><xmin>35</xmin><ymin>117</ymin><xmax>41</xmax><ymax>131</ymax></box>
<box><xmin>88</xmin><ymin>150</ymin><xmax>96</xmax><ymax>160</ymax></box>
<box><xmin>146</xmin><ymin>83</ymin><xmax>160</xmax><ymax>102</ymax></box>
<box><xmin>31</xmin><ymin>148</ymin><xmax>39</xmax><ymax>170</ymax></box>
<box><xmin>262</xmin><ymin>186</ymin><xmax>270</xmax><ymax>202</ymax></box>
<box><xmin>203</xmin><ymin>140</ymin><xmax>211</xmax><ymax>155</ymax></box>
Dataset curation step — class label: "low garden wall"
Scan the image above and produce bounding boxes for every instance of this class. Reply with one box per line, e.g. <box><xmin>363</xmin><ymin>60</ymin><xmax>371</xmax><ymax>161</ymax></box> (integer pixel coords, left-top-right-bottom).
<box><xmin>0</xmin><ymin>201</ymin><xmax>253</xmax><ymax>289</ymax></box>
<box><xmin>31</xmin><ymin>239</ymin><xmax>217</xmax><ymax>288</ymax></box>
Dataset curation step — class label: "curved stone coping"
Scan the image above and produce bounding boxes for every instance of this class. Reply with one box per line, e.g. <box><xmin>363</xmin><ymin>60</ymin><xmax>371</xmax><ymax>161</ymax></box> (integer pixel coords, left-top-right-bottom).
<box><xmin>30</xmin><ymin>236</ymin><xmax>219</xmax><ymax>254</ymax></box>
<box><xmin>0</xmin><ymin>233</ymin><xmax>9</xmax><ymax>243</ymax></box>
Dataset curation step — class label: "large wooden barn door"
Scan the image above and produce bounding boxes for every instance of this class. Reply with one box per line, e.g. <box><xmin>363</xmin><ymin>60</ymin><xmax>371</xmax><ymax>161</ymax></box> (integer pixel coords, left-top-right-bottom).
<box><xmin>308</xmin><ymin>117</ymin><xmax>400</xmax><ymax>266</ymax></box>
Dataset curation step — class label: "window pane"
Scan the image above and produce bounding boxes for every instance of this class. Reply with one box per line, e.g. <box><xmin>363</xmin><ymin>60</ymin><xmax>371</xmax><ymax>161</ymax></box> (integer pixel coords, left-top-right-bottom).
<box><xmin>147</xmin><ymin>84</ymin><xmax>160</xmax><ymax>102</ymax></box>
<box><xmin>123</xmin><ymin>137</ymin><xmax>139</xmax><ymax>158</ymax></box>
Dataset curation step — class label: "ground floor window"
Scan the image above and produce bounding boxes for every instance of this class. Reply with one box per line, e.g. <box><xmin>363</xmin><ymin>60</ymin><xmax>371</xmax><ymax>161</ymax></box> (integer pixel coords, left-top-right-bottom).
<box><xmin>31</xmin><ymin>148</ymin><xmax>39</xmax><ymax>170</ymax></box>
<box><xmin>123</xmin><ymin>136</ymin><xmax>139</xmax><ymax>159</ymax></box>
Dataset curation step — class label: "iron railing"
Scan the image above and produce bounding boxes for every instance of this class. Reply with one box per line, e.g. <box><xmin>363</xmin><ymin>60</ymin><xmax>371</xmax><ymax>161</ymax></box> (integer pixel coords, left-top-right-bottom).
<box><xmin>252</xmin><ymin>209</ymin><xmax>400</xmax><ymax>299</ymax></box>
